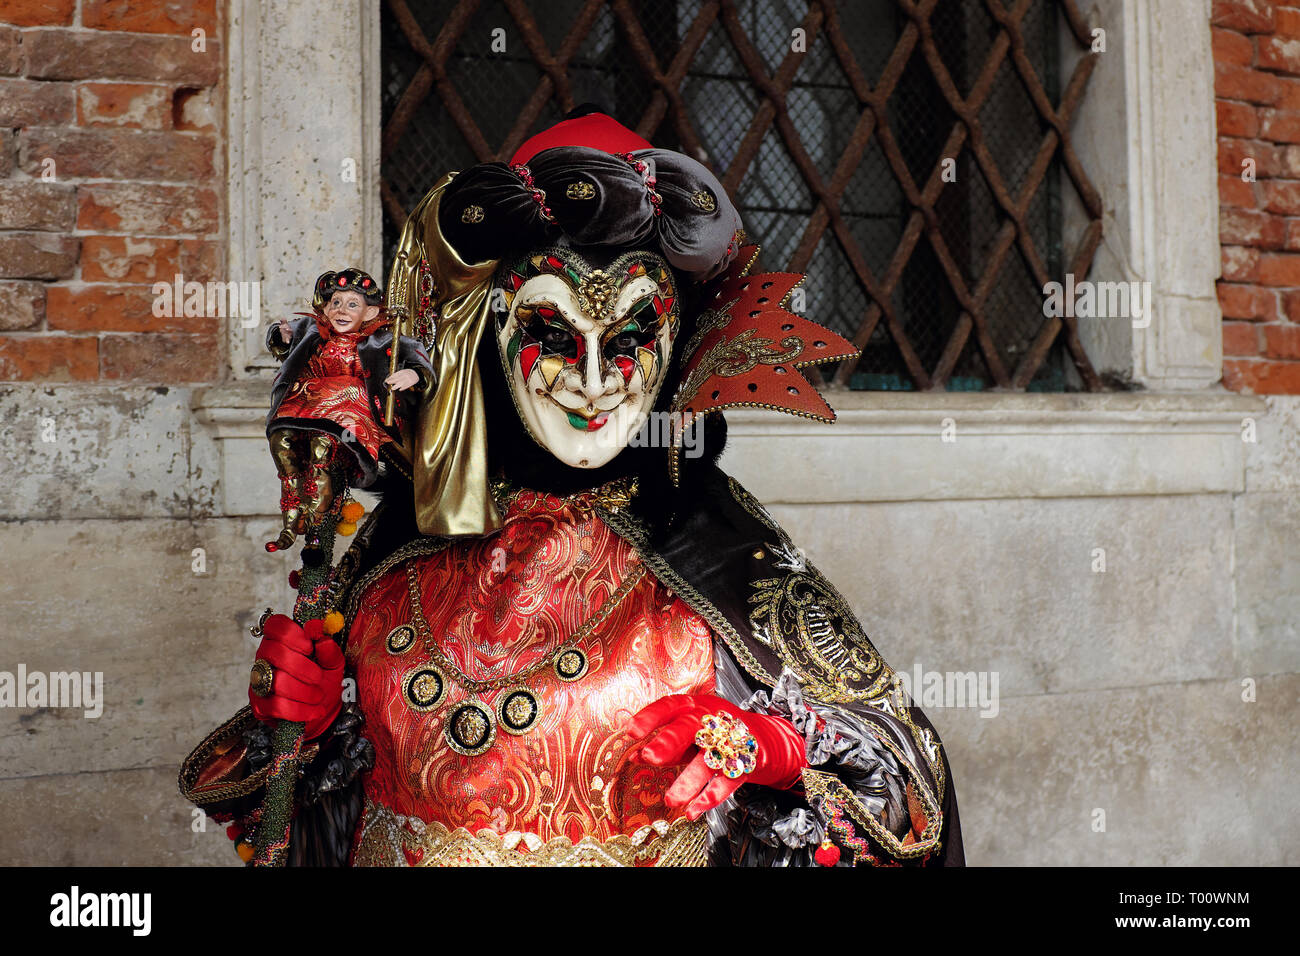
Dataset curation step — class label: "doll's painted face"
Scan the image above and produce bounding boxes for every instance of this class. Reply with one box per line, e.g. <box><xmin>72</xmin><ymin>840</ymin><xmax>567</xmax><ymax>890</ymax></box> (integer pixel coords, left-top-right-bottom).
<box><xmin>495</xmin><ymin>248</ymin><xmax>679</xmax><ymax>468</ymax></box>
<box><xmin>324</xmin><ymin>290</ymin><xmax>380</xmax><ymax>334</ymax></box>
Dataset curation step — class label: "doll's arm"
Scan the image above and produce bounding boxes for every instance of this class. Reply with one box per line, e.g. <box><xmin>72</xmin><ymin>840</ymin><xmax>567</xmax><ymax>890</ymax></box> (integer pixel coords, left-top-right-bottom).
<box><xmin>395</xmin><ymin>333</ymin><xmax>436</xmax><ymax>392</ymax></box>
<box><xmin>266</xmin><ymin>316</ymin><xmax>310</xmax><ymax>361</ymax></box>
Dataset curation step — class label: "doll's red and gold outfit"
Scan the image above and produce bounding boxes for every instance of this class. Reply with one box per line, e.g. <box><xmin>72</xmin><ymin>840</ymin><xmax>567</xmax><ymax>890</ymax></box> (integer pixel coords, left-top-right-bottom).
<box><xmin>271</xmin><ymin>320</ymin><xmax>388</xmax><ymax>463</ymax></box>
<box><xmin>345</xmin><ymin>484</ymin><xmax>717</xmax><ymax>866</ymax></box>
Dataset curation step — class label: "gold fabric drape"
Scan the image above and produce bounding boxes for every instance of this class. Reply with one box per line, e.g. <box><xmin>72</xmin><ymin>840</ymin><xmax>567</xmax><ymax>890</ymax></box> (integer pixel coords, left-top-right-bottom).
<box><xmin>387</xmin><ymin>174</ymin><xmax>502</xmax><ymax>537</ymax></box>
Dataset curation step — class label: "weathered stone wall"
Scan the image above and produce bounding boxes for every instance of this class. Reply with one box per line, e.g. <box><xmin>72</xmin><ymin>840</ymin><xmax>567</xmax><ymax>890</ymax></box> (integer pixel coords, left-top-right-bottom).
<box><xmin>1</xmin><ymin>386</ymin><xmax>1296</xmax><ymax>866</ymax></box>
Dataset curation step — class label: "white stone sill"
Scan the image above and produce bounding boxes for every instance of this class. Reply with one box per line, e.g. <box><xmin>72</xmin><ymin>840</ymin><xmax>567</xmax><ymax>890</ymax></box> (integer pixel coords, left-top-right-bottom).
<box><xmin>720</xmin><ymin>390</ymin><xmax>1266</xmax><ymax>504</ymax></box>
<box><xmin>193</xmin><ymin>385</ymin><xmax>1267</xmax><ymax>512</ymax></box>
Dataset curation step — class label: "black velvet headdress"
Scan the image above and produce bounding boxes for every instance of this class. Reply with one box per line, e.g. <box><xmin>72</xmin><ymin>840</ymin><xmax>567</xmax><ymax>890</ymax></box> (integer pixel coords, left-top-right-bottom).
<box><xmin>437</xmin><ymin>111</ymin><xmax>744</xmax><ymax>282</ymax></box>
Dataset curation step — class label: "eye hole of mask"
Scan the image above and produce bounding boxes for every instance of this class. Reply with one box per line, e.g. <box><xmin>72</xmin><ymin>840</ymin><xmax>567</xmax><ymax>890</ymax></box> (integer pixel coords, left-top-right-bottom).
<box><xmin>521</xmin><ymin>305</ymin><xmax>578</xmax><ymax>357</ymax></box>
<box><xmin>603</xmin><ymin>300</ymin><xmax>657</xmax><ymax>356</ymax></box>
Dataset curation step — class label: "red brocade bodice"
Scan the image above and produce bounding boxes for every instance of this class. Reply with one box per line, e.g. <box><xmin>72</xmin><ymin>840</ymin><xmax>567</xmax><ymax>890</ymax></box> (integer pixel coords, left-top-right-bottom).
<box><xmin>345</xmin><ymin>489</ymin><xmax>717</xmax><ymax>853</ymax></box>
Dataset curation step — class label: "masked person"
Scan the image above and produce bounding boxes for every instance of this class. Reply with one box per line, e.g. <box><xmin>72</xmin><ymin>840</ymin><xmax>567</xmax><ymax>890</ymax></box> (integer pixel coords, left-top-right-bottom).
<box><xmin>181</xmin><ymin>109</ymin><xmax>963</xmax><ymax>867</ymax></box>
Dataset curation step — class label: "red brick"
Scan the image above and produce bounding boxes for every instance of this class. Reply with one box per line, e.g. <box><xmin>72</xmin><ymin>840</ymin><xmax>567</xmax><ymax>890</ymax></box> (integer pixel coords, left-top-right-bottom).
<box><xmin>100</xmin><ymin>332</ymin><xmax>220</xmax><ymax>382</ymax></box>
<box><xmin>1219</xmin><ymin>283</ymin><xmax>1280</xmax><ymax>320</ymax></box>
<box><xmin>0</xmin><ymin>0</ymin><xmax>76</xmax><ymax>27</ymax></box>
<box><xmin>1216</xmin><ymin>62</ymin><xmax>1285</xmax><ymax>103</ymax></box>
<box><xmin>1224</xmin><ymin>245</ymin><xmax>1262</xmax><ymax>281</ymax></box>
<box><xmin>46</xmin><ymin>283</ymin><xmax>218</xmax><ymax>333</ymax></box>
<box><xmin>1256</xmin><ymin>251</ymin><xmax>1300</xmax><ymax>284</ymax></box>
<box><xmin>1274</xmin><ymin>75</ymin><xmax>1300</xmax><ymax>108</ymax></box>
<box><xmin>82</xmin><ymin>0</ymin><xmax>218</xmax><ymax>36</ymax></box>
<box><xmin>76</xmin><ymin>82</ymin><xmax>171</xmax><ymax>129</ymax></box>
<box><xmin>1259</xmin><ymin>35</ymin><xmax>1300</xmax><ymax>74</ymax></box>
<box><xmin>0</xmin><ymin>130</ymin><xmax>12</xmax><ymax>177</ymax></box>
<box><xmin>0</xmin><ymin>26</ymin><xmax>22</xmax><ymax>75</ymax></box>
<box><xmin>1219</xmin><ymin>137</ymin><xmax>1283</xmax><ymax>177</ymax></box>
<box><xmin>1224</xmin><ymin>321</ymin><xmax>1263</xmax><ymax>355</ymax></box>
<box><xmin>1285</xmin><ymin>220</ymin><xmax>1300</xmax><ymax>249</ymax></box>
<box><xmin>1220</xmin><ymin>173</ymin><xmax>1259</xmax><ymax>206</ymax></box>
<box><xmin>0</xmin><ymin>336</ymin><xmax>98</xmax><ymax>382</ymax></box>
<box><xmin>1279</xmin><ymin>143</ymin><xmax>1300</xmax><ymax>175</ymax></box>
<box><xmin>77</xmin><ymin>182</ymin><xmax>218</xmax><ymax>235</ymax></box>
<box><xmin>1259</xmin><ymin>107</ymin><xmax>1300</xmax><ymax>140</ymax></box>
<box><xmin>1282</xmin><ymin>289</ymin><xmax>1300</xmax><ymax>317</ymax></box>
<box><xmin>1279</xmin><ymin>6</ymin><xmax>1300</xmax><ymax>33</ymax></box>
<box><xmin>173</xmin><ymin>86</ymin><xmax>216</xmax><ymax>131</ymax></box>
<box><xmin>1214</xmin><ymin>0</ymin><xmax>1276</xmax><ymax>33</ymax></box>
<box><xmin>1261</xmin><ymin>179</ymin><xmax>1300</xmax><ymax>212</ymax></box>
<box><xmin>0</xmin><ymin>181</ymin><xmax>75</xmax><ymax>231</ymax></box>
<box><xmin>22</xmin><ymin>30</ymin><xmax>220</xmax><ymax>84</ymax></box>
<box><xmin>0</xmin><ymin>78</ymin><xmax>75</xmax><ymax>126</ymax></box>
<box><xmin>19</xmin><ymin>127</ymin><xmax>214</xmax><ymax>181</ymax></box>
<box><xmin>179</xmin><ymin>239</ymin><xmax>224</xmax><ymax>284</ymax></box>
<box><xmin>79</xmin><ymin>236</ymin><xmax>180</xmax><ymax>283</ymax></box>
<box><xmin>1221</xmin><ymin>205</ymin><xmax>1288</xmax><ymax>246</ymax></box>
<box><xmin>0</xmin><ymin>280</ymin><xmax>46</xmax><ymax>330</ymax></box>
<box><xmin>1213</xmin><ymin>27</ymin><xmax>1256</xmax><ymax>66</ymax></box>
<box><xmin>1224</xmin><ymin>357</ymin><xmax>1300</xmax><ymax>392</ymax></box>
<box><xmin>1263</xmin><ymin>323</ymin><xmax>1300</xmax><ymax>357</ymax></box>
<box><xmin>0</xmin><ymin>233</ymin><xmax>78</xmax><ymax>279</ymax></box>
<box><xmin>1218</xmin><ymin>100</ymin><xmax>1259</xmax><ymax>137</ymax></box>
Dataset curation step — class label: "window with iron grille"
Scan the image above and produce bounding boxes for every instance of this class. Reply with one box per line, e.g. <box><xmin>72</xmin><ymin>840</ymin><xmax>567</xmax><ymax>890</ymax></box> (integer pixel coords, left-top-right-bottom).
<box><xmin>381</xmin><ymin>0</ymin><xmax>1103</xmax><ymax>392</ymax></box>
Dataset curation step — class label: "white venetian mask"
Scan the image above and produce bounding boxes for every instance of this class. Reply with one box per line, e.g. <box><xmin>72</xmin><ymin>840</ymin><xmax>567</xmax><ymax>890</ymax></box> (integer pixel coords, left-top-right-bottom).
<box><xmin>494</xmin><ymin>248</ymin><xmax>680</xmax><ymax>468</ymax></box>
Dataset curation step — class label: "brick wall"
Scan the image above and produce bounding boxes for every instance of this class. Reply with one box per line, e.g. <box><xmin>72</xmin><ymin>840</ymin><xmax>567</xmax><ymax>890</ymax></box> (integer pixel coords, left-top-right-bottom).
<box><xmin>0</xmin><ymin>0</ymin><xmax>224</xmax><ymax>383</ymax></box>
<box><xmin>1214</xmin><ymin>0</ymin><xmax>1300</xmax><ymax>393</ymax></box>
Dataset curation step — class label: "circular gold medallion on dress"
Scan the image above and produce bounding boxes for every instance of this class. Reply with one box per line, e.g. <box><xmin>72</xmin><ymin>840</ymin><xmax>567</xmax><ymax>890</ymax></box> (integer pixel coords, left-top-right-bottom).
<box><xmin>495</xmin><ymin>687</ymin><xmax>541</xmax><ymax>735</ymax></box>
<box><xmin>553</xmin><ymin>647</ymin><xmax>588</xmax><ymax>682</ymax></box>
<box><xmin>385</xmin><ymin>624</ymin><xmax>416</xmax><ymax>655</ymax></box>
<box><xmin>445</xmin><ymin>701</ymin><xmax>496</xmax><ymax>756</ymax></box>
<box><xmin>401</xmin><ymin>666</ymin><xmax>446</xmax><ymax>712</ymax></box>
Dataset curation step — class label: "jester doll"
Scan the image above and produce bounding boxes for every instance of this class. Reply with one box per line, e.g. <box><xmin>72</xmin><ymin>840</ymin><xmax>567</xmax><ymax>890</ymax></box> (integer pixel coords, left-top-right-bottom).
<box><xmin>180</xmin><ymin>109</ymin><xmax>964</xmax><ymax>867</ymax></box>
<box><xmin>264</xmin><ymin>268</ymin><xmax>434</xmax><ymax>552</ymax></box>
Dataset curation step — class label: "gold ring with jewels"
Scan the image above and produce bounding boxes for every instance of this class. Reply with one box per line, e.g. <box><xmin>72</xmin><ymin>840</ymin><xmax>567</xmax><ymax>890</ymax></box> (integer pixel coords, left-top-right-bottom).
<box><xmin>694</xmin><ymin>712</ymin><xmax>759</xmax><ymax>779</ymax></box>
<box><xmin>445</xmin><ymin>700</ymin><xmax>497</xmax><ymax>756</ymax></box>
<box><xmin>386</xmin><ymin>623</ymin><xmax>416</xmax><ymax>655</ymax></box>
<box><xmin>249</xmin><ymin>659</ymin><xmax>274</xmax><ymax>698</ymax></box>
<box><xmin>495</xmin><ymin>686</ymin><xmax>542</xmax><ymax>735</ymax></box>
<box><xmin>402</xmin><ymin>665</ymin><xmax>446</xmax><ymax>712</ymax></box>
<box><xmin>553</xmin><ymin>647</ymin><xmax>588</xmax><ymax>682</ymax></box>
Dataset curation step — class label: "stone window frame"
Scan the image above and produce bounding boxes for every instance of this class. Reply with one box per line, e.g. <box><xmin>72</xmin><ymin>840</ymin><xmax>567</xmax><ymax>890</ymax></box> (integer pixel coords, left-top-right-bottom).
<box><xmin>203</xmin><ymin>0</ymin><xmax>1259</xmax><ymax>518</ymax></box>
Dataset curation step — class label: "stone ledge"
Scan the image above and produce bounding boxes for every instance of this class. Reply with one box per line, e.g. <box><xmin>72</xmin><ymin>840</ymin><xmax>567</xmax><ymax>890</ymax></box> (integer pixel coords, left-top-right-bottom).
<box><xmin>194</xmin><ymin>385</ymin><xmax>1268</xmax><ymax>514</ymax></box>
<box><xmin>721</xmin><ymin>390</ymin><xmax>1266</xmax><ymax>503</ymax></box>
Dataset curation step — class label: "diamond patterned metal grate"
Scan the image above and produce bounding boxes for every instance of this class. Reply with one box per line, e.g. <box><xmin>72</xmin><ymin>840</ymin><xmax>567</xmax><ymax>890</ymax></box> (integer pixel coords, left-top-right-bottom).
<box><xmin>380</xmin><ymin>0</ymin><xmax>1104</xmax><ymax>391</ymax></box>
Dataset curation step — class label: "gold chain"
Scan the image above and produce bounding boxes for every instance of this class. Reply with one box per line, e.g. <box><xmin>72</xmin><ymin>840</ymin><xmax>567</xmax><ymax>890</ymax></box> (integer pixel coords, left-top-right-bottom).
<box><xmin>403</xmin><ymin>559</ymin><xmax>647</xmax><ymax>694</ymax></box>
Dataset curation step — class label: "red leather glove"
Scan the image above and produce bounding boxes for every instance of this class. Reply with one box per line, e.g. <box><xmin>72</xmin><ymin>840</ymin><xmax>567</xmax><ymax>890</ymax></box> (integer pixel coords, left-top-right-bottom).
<box><xmin>249</xmin><ymin>614</ymin><xmax>344</xmax><ymax>740</ymax></box>
<box><xmin>627</xmin><ymin>693</ymin><xmax>808</xmax><ymax>821</ymax></box>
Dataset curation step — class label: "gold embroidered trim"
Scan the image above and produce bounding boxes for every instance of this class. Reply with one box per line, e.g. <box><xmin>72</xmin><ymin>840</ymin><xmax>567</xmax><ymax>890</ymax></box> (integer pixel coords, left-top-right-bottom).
<box><xmin>728</xmin><ymin>476</ymin><xmax>947</xmax><ymax>803</ymax></box>
<box><xmin>353</xmin><ymin>800</ymin><xmax>709</xmax><ymax>867</ymax></box>
<box><xmin>341</xmin><ymin>535</ymin><xmax>454</xmax><ymax>639</ymax></box>
<box><xmin>596</xmin><ymin>505</ymin><xmax>779</xmax><ymax>690</ymax></box>
<box><xmin>178</xmin><ymin>706</ymin><xmax>319</xmax><ymax>806</ymax></box>
<box><xmin>802</xmin><ymin>767</ymin><xmax>943</xmax><ymax>862</ymax></box>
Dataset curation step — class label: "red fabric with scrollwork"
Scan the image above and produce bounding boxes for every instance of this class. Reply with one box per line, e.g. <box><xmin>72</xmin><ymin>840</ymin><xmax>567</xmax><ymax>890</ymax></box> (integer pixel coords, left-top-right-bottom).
<box><xmin>345</xmin><ymin>489</ymin><xmax>716</xmax><ymax>846</ymax></box>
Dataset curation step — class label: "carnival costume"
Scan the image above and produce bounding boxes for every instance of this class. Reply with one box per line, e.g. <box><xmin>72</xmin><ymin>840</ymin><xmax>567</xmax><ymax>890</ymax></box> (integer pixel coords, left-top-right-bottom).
<box><xmin>181</xmin><ymin>109</ymin><xmax>964</xmax><ymax>867</ymax></box>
